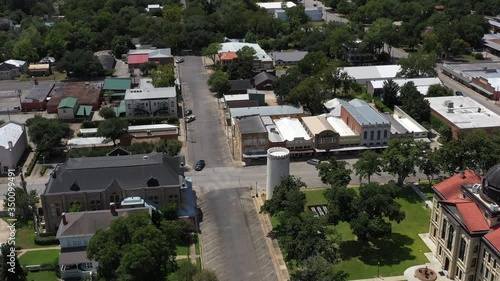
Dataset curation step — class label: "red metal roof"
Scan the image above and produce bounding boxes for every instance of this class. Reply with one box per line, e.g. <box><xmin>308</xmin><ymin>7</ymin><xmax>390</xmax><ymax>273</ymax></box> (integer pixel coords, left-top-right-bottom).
<box><xmin>485</xmin><ymin>228</ymin><xmax>500</xmax><ymax>251</ymax></box>
<box><xmin>219</xmin><ymin>52</ymin><xmax>238</xmax><ymax>60</ymax></box>
<box><xmin>433</xmin><ymin>171</ymin><xmax>481</xmax><ymax>200</ymax></box>
<box><xmin>440</xmin><ymin>200</ymin><xmax>489</xmax><ymax>234</ymax></box>
<box><xmin>128</xmin><ymin>54</ymin><xmax>149</xmax><ymax>65</ymax></box>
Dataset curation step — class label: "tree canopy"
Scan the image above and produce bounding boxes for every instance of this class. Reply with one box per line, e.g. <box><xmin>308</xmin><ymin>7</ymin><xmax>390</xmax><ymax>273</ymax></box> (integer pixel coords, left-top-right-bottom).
<box><xmin>316</xmin><ymin>158</ymin><xmax>352</xmax><ymax>188</ymax></box>
<box><xmin>150</xmin><ymin>64</ymin><xmax>176</xmax><ymax>88</ymax></box>
<box><xmin>382</xmin><ymin>138</ymin><xmax>424</xmax><ymax>185</ymax></box>
<box><xmin>97</xmin><ymin>117</ymin><xmax>128</xmax><ymax>145</ymax></box>
<box><xmin>56</xmin><ymin>49</ymin><xmax>103</xmax><ymax>78</ymax></box>
<box><xmin>26</xmin><ymin>116</ymin><xmax>73</xmax><ymax>152</ymax></box>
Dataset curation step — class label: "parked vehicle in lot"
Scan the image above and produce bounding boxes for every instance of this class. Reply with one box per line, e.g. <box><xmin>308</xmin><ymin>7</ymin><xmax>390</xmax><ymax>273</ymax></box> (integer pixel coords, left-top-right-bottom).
<box><xmin>195</xmin><ymin>160</ymin><xmax>206</xmax><ymax>171</ymax></box>
<box><xmin>307</xmin><ymin>159</ymin><xmax>321</xmax><ymax>165</ymax></box>
<box><xmin>185</xmin><ymin>109</ymin><xmax>193</xmax><ymax>116</ymax></box>
<box><xmin>185</xmin><ymin>115</ymin><xmax>196</xmax><ymax>123</ymax></box>
<box><xmin>455</xmin><ymin>91</ymin><xmax>464</xmax><ymax>96</ymax></box>
<box><xmin>176</xmin><ymin>57</ymin><xmax>184</xmax><ymax>63</ymax></box>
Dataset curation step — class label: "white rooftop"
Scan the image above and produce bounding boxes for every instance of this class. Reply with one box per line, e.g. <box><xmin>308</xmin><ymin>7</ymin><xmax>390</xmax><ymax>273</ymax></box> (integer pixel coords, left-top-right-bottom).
<box><xmin>4</xmin><ymin>59</ymin><xmax>26</xmax><ymax>67</ymax></box>
<box><xmin>275</xmin><ymin>117</ymin><xmax>311</xmax><ymax>141</ymax></box>
<box><xmin>79</xmin><ymin>128</ymin><xmax>98</xmax><ymax>135</ymax></box>
<box><xmin>224</xmin><ymin>94</ymin><xmax>250</xmax><ymax>102</ymax></box>
<box><xmin>125</xmin><ymin>87</ymin><xmax>176</xmax><ymax>100</ymax></box>
<box><xmin>326</xmin><ymin>116</ymin><xmax>357</xmax><ymax>136</ymax></box>
<box><xmin>68</xmin><ymin>137</ymin><xmax>109</xmax><ymax>146</ymax></box>
<box><xmin>394</xmin><ymin>116</ymin><xmax>426</xmax><ymax>133</ymax></box>
<box><xmin>128</xmin><ymin>124</ymin><xmax>178</xmax><ymax>133</ymax></box>
<box><xmin>343</xmin><ymin>65</ymin><xmax>401</xmax><ymax>80</ymax></box>
<box><xmin>139</xmin><ymin>78</ymin><xmax>155</xmax><ymax>89</ymax></box>
<box><xmin>0</xmin><ymin>122</ymin><xmax>24</xmax><ymax>149</ymax></box>
<box><xmin>256</xmin><ymin>1</ymin><xmax>296</xmax><ymax>9</ymax></box>
<box><xmin>369</xmin><ymin>77</ymin><xmax>442</xmax><ymax>95</ymax></box>
<box><xmin>219</xmin><ymin>42</ymin><xmax>272</xmax><ymax>62</ymax></box>
<box><xmin>425</xmin><ymin>96</ymin><xmax>500</xmax><ymax>129</ymax></box>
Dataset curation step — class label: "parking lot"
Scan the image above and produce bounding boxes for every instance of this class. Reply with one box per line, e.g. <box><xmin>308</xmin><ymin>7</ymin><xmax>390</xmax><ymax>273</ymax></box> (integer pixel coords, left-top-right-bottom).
<box><xmin>198</xmin><ymin>187</ymin><xmax>278</xmax><ymax>281</ymax></box>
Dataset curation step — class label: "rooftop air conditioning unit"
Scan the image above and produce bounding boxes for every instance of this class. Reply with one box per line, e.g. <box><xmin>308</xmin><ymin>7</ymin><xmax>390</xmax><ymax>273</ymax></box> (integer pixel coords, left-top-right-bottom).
<box><xmin>447</xmin><ymin>108</ymin><xmax>454</xmax><ymax>113</ymax></box>
<box><xmin>471</xmin><ymin>183</ymin><xmax>481</xmax><ymax>193</ymax></box>
<box><xmin>491</xmin><ymin>203</ymin><xmax>499</xmax><ymax>212</ymax></box>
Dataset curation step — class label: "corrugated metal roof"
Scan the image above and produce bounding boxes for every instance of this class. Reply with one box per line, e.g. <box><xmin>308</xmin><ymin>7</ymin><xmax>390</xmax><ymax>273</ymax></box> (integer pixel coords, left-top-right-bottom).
<box><xmin>103</xmin><ymin>78</ymin><xmax>132</xmax><ymax>91</ymax></box>
<box><xmin>58</xmin><ymin>97</ymin><xmax>78</xmax><ymax>108</ymax></box>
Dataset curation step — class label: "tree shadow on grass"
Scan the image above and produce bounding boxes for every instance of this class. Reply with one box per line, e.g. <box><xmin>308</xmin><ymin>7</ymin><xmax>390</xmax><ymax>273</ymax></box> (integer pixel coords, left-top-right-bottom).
<box><xmin>396</xmin><ymin>186</ymin><xmax>423</xmax><ymax>204</ymax></box>
<box><xmin>339</xmin><ymin>232</ymin><xmax>416</xmax><ymax>266</ymax></box>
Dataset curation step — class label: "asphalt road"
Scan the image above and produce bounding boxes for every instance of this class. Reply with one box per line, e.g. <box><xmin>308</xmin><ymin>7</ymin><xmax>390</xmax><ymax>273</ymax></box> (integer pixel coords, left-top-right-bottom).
<box><xmin>180</xmin><ymin>56</ymin><xmax>231</xmax><ymax>168</ymax></box>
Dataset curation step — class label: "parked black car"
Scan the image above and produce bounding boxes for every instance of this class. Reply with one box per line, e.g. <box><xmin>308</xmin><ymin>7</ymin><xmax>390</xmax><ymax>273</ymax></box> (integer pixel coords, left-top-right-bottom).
<box><xmin>195</xmin><ymin>160</ymin><xmax>206</xmax><ymax>171</ymax></box>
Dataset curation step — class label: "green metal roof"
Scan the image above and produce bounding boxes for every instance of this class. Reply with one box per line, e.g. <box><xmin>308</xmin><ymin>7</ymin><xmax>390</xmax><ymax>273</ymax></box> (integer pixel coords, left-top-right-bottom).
<box><xmin>103</xmin><ymin>78</ymin><xmax>132</xmax><ymax>91</ymax></box>
<box><xmin>58</xmin><ymin>97</ymin><xmax>78</xmax><ymax>109</ymax></box>
<box><xmin>76</xmin><ymin>105</ymin><xmax>93</xmax><ymax>117</ymax></box>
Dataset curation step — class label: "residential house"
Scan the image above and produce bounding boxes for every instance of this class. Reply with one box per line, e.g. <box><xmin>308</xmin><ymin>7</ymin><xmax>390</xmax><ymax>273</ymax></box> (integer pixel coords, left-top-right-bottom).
<box><xmin>275</xmin><ymin>117</ymin><xmax>314</xmax><ymax>157</ymax></box>
<box><xmin>58</xmin><ymin>97</ymin><xmax>79</xmax><ymax>119</ymax></box>
<box><xmin>234</xmin><ymin>115</ymin><xmax>269</xmax><ymax>160</ymax></box>
<box><xmin>219</xmin><ymin>52</ymin><xmax>238</xmax><ymax>68</ymax></box>
<box><xmin>124</xmin><ymin>87</ymin><xmax>177</xmax><ymax>117</ymax></box>
<box><xmin>28</xmin><ymin>64</ymin><xmax>51</xmax><ymax>76</ymax></box>
<box><xmin>3</xmin><ymin>59</ymin><xmax>27</xmax><ymax>73</ymax></box>
<box><xmin>127</xmin><ymin>48</ymin><xmax>174</xmax><ymax>70</ymax></box>
<box><xmin>0</xmin><ymin>122</ymin><xmax>28</xmax><ymax>174</ymax></box>
<box><xmin>229</xmin><ymin>79</ymin><xmax>253</xmax><ymax>95</ymax></box>
<box><xmin>428</xmin><ymin>165</ymin><xmax>500</xmax><ymax>281</ymax></box>
<box><xmin>301</xmin><ymin>116</ymin><xmax>339</xmax><ymax>153</ymax></box>
<box><xmin>0</xmin><ymin>63</ymin><xmax>17</xmax><ymax>80</ymax></box>
<box><xmin>253</xmin><ymin>72</ymin><xmax>277</xmax><ymax>90</ymax></box>
<box><xmin>271</xmin><ymin>51</ymin><xmax>308</xmax><ymax>67</ymax></box>
<box><xmin>21</xmin><ymin>83</ymin><xmax>54</xmax><ymax>111</ymax></box>
<box><xmin>57</xmin><ymin>207</ymin><xmax>151</xmax><ymax>280</ymax></box>
<box><xmin>218</xmin><ymin>42</ymin><xmax>273</xmax><ymax>72</ymax></box>
<box><xmin>41</xmin><ymin>153</ymin><xmax>187</xmax><ymax>233</ymax></box>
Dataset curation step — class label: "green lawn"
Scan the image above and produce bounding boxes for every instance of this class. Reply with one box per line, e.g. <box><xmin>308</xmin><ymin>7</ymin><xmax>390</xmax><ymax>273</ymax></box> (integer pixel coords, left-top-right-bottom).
<box><xmin>302</xmin><ymin>188</ymin><xmax>431</xmax><ymax>279</ymax></box>
<box><xmin>1</xmin><ymin>220</ymin><xmax>52</xmax><ymax>249</ymax></box>
<box><xmin>195</xmin><ymin>235</ymin><xmax>200</xmax><ymax>255</ymax></box>
<box><xmin>19</xmin><ymin>250</ymin><xmax>59</xmax><ymax>266</ymax></box>
<box><xmin>26</xmin><ymin>271</ymin><xmax>58</xmax><ymax>281</ymax></box>
<box><xmin>176</xmin><ymin>245</ymin><xmax>189</xmax><ymax>256</ymax></box>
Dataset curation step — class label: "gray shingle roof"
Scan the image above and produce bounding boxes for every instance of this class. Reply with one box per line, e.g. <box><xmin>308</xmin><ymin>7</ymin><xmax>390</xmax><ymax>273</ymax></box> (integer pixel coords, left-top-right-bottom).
<box><xmin>271</xmin><ymin>51</ymin><xmax>309</xmax><ymax>62</ymax></box>
<box><xmin>23</xmin><ymin>83</ymin><xmax>54</xmax><ymax>102</ymax></box>
<box><xmin>229</xmin><ymin>79</ymin><xmax>253</xmax><ymax>91</ymax></box>
<box><xmin>56</xmin><ymin>207</ymin><xmax>150</xmax><ymax>238</ymax></box>
<box><xmin>45</xmin><ymin>153</ymin><xmax>182</xmax><ymax>194</ymax></box>
<box><xmin>253</xmin><ymin>72</ymin><xmax>277</xmax><ymax>86</ymax></box>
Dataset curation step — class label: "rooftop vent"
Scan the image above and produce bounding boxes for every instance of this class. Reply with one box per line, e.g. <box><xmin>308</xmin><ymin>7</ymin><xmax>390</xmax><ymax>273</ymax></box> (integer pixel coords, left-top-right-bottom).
<box><xmin>491</xmin><ymin>202</ymin><xmax>499</xmax><ymax>212</ymax></box>
<box><xmin>471</xmin><ymin>183</ymin><xmax>481</xmax><ymax>193</ymax></box>
<box><xmin>444</xmin><ymin>100</ymin><xmax>454</xmax><ymax>108</ymax></box>
<box><xmin>143</xmin><ymin>155</ymin><xmax>148</xmax><ymax>160</ymax></box>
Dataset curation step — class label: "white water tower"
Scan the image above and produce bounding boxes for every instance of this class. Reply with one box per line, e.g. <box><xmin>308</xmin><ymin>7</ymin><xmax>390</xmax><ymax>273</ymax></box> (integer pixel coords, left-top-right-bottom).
<box><xmin>266</xmin><ymin>147</ymin><xmax>290</xmax><ymax>200</ymax></box>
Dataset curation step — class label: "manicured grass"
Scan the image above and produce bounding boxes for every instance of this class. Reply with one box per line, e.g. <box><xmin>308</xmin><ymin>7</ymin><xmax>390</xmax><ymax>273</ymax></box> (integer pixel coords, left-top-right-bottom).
<box><xmin>303</xmin><ymin>189</ymin><xmax>327</xmax><ymax>207</ymax></box>
<box><xmin>333</xmin><ymin>187</ymin><xmax>431</xmax><ymax>279</ymax></box>
<box><xmin>19</xmin><ymin>249</ymin><xmax>59</xmax><ymax>266</ymax></box>
<box><xmin>416</xmin><ymin>182</ymin><xmax>435</xmax><ymax>200</ymax></box>
<box><xmin>195</xmin><ymin>235</ymin><xmax>200</xmax><ymax>255</ymax></box>
<box><xmin>197</xmin><ymin>257</ymin><xmax>202</xmax><ymax>270</ymax></box>
<box><xmin>176</xmin><ymin>258</ymin><xmax>190</xmax><ymax>266</ymax></box>
<box><xmin>13</xmin><ymin>221</ymin><xmax>47</xmax><ymax>249</ymax></box>
<box><xmin>176</xmin><ymin>245</ymin><xmax>189</xmax><ymax>256</ymax></box>
<box><xmin>26</xmin><ymin>270</ymin><xmax>58</xmax><ymax>281</ymax></box>
<box><xmin>455</xmin><ymin>54</ymin><xmax>489</xmax><ymax>63</ymax></box>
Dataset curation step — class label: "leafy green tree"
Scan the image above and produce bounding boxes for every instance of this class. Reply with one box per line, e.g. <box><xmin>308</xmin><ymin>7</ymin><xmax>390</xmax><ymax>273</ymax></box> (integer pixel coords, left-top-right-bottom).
<box><xmin>298</xmin><ymin>51</ymin><xmax>329</xmax><ymax>76</ymax></box>
<box><xmin>152</xmin><ymin>203</ymin><xmax>179</xmax><ymax>228</ymax></box>
<box><xmin>3</xmin><ymin>187</ymin><xmax>38</xmax><ymax>224</ymax></box>
<box><xmin>417</xmin><ymin>149</ymin><xmax>441</xmax><ymax>184</ymax></box>
<box><xmin>170</xmin><ymin>262</ymin><xmax>198</xmax><ymax>281</ymax></box>
<box><xmin>193</xmin><ymin>270</ymin><xmax>219</xmax><ymax>281</ymax></box>
<box><xmin>273</xmin><ymin>67</ymin><xmax>304</xmax><ymax>102</ymax></box>
<box><xmin>288</xmin><ymin>77</ymin><xmax>325</xmax><ymax>115</ymax></box>
<box><xmin>227</xmin><ymin>46</ymin><xmax>256</xmax><ymax>79</ymax></box>
<box><xmin>382</xmin><ymin>138</ymin><xmax>423</xmax><ymax>185</ymax></box>
<box><xmin>400</xmin><ymin>82</ymin><xmax>431</xmax><ymax>124</ymax></box>
<box><xmin>99</xmin><ymin>107</ymin><xmax>116</xmax><ymax>119</ymax></box>
<box><xmin>127</xmin><ymin>142</ymin><xmax>155</xmax><ymax>155</ymax></box>
<box><xmin>261</xmin><ymin>176</ymin><xmax>306</xmax><ymax>217</ymax></box>
<box><xmin>397</xmin><ymin>50</ymin><xmax>437</xmax><ymax>78</ymax></box>
<box><xmin>26</xmin><ymin>116</ymin><xmax>73</xmax><ymax>152</ymax></box>
<box><xmin>426</xmin><ymin>84</ymin><xmax>453</xmax><ymax>97</ymax></box>
<box><xmin>323</xmin><ymin>186</ymin><xmax>358</xmax><ymax>224</ymax></box>
<box><xmin>353</xmin><ymin>150</ymin><xmax>383</xmax><ymax>183</ymax></box>
<box><xmin>363</xmin><ymin>18</ymin><xmax>400</xmax><ymax>56</ymax></box>
<box><xmin>207</xmin><ymin>70</ymin><xmax>230</xmax><ymax>98</ymax></box>
<box><xmin>155</xmin><ymin>139</ymin><xmax>183</xmax><ymax>156</ymax></box>
<box><xmin>97</xmin><ymin>118</ymin><xmax>128</xmax><ymax>145</ymax></box>
<box><xmin>69</xmin><ymin>201</ymin><xmax>81</xmax><ymax>212</ymax></box>
<box><xmin>0</xmin><ymin>243</ymin><xmax>27</xmax><ymax>281</ymax></box>
<box><xmin>449</xmin><ymin>38</ymin><xmax>468</xmax><ymax>57</ymax></box>
<box><xmin>87</xmin><ymin>212</ymin><xmax>179</xmax><ymax>281</ymax></box>
<box><xmin>201</xmin><ymin>43</ymin><xmax>222</xmax><ymax>65</ymax></box>
<box><xmin>56</xmin><ymin>49</ymin><xmax>103</xmax><ymax>78</ymax></box>
<box><xmin>381</xmin><ymin>79</ymin><xmax>400</xmax><ymax>108</ymax></box>
<box><xmin>316</xmin><ymin>158</ymin><xmax>352</xmax><ymax>188</ymax></box>
<box><xmin>150</xmin><ymin>64</ymin><xmax>176</xmax><ymax>88</ymax></box>
<box><xmin>139</xmin><ymin>62</ymin><xmax>158</xmax><ymax>76</ymax></box>
<box><xmin>291</xmin><ymin>255</ymin><xmax>348</xmax><ymax>281</ymax></box>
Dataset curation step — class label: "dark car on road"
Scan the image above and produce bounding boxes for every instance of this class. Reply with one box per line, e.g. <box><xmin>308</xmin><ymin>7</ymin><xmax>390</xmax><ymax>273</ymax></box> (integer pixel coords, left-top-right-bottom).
<box><xmin>185</xmin><ymin>109</ymin><xmax>193</xmax><ymax>116</ymax></box>
<box><xmin>455</xmin><ymin>91</ymin><xmax>464</xmax><ymax>96</ymax></box>
<box><xmin>307</xmin><ymin>159</ymin><xmax>321</xmax><ymax>165</ymax></box>
<box><xmin>195</xmin><ymin>160</ymin><xmax>206</xmax><ymax>171</ymax></box>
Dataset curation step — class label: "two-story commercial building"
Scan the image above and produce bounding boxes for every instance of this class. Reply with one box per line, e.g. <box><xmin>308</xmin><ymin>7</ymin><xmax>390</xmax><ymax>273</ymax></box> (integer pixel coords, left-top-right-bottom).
<box><xmin>275</xmin><ymin>117</ymin><xmax>314</xmax><ymax>157</ymax></box>
<box><xmin>0</xmin><ymin>121</ymin><xmax>28</xmax><ymax>174</ymax></box>
<box><xmin>234</xmin><ymin>115</ymin><xmax>269</xmax><ymax>160</ymax></box>
<box><xmin>301</xmin><ymin>116</ymin><xmax>340</xmax><ymax>153</ymax></box>
<box><xmin>124</xmin><ymin>87</ymin><xmax>177</xmax><ymax>117</ymax></box>
<box><xmin>41</xmin><ymin>153</ymin><xmax>187</xmax><ymax>233</ymax></box>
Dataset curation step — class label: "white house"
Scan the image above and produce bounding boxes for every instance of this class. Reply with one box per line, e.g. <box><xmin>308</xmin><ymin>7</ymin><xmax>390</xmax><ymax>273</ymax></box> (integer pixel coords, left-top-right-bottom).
<box><xmin>256</xmin><ymin>1</ymin><xmax>296</xmax><ymax>14</ymax></box>
<box><xmin>56</xmin><ymin>206</ymin><xmax>152</xmax><ymax>280</ymax></box>
<box><xmin>124</xmin><ymin>87</ymin><xmax>177</xmax><ymax>117</ymax></box>
<box><xmin>57</xmin><ymin>97</ymin><xmax>79</xmax><ymax>119</ymax></box>
<box><xmin>0</xmin><ymin>121</ymin><xmax>28</xmax><ymax>174</ymax></box>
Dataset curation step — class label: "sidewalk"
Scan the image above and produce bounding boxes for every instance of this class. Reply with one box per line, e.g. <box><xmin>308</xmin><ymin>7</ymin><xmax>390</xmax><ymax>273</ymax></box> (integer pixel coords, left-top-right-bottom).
<box><xmin>254</xmin><ymin>196</ymin><xmax>289</xmax><ymax>281</ymax></box>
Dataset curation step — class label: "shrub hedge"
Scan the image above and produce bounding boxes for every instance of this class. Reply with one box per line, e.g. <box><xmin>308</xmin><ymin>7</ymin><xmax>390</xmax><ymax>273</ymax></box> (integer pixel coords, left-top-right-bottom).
<box><xmin>80</xmin><ymin>115</ymin><xmax>179</xmax><ymax>129</ymax></box>
<box><xmin>25</xmin><ymin>151</ymin><xmax>41</xmax><ymax>176</ymax></box>
<box><xmin>33</xmin><ymin>236</ymin><xmax>59</xmax><ymax>246</ymax></box>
